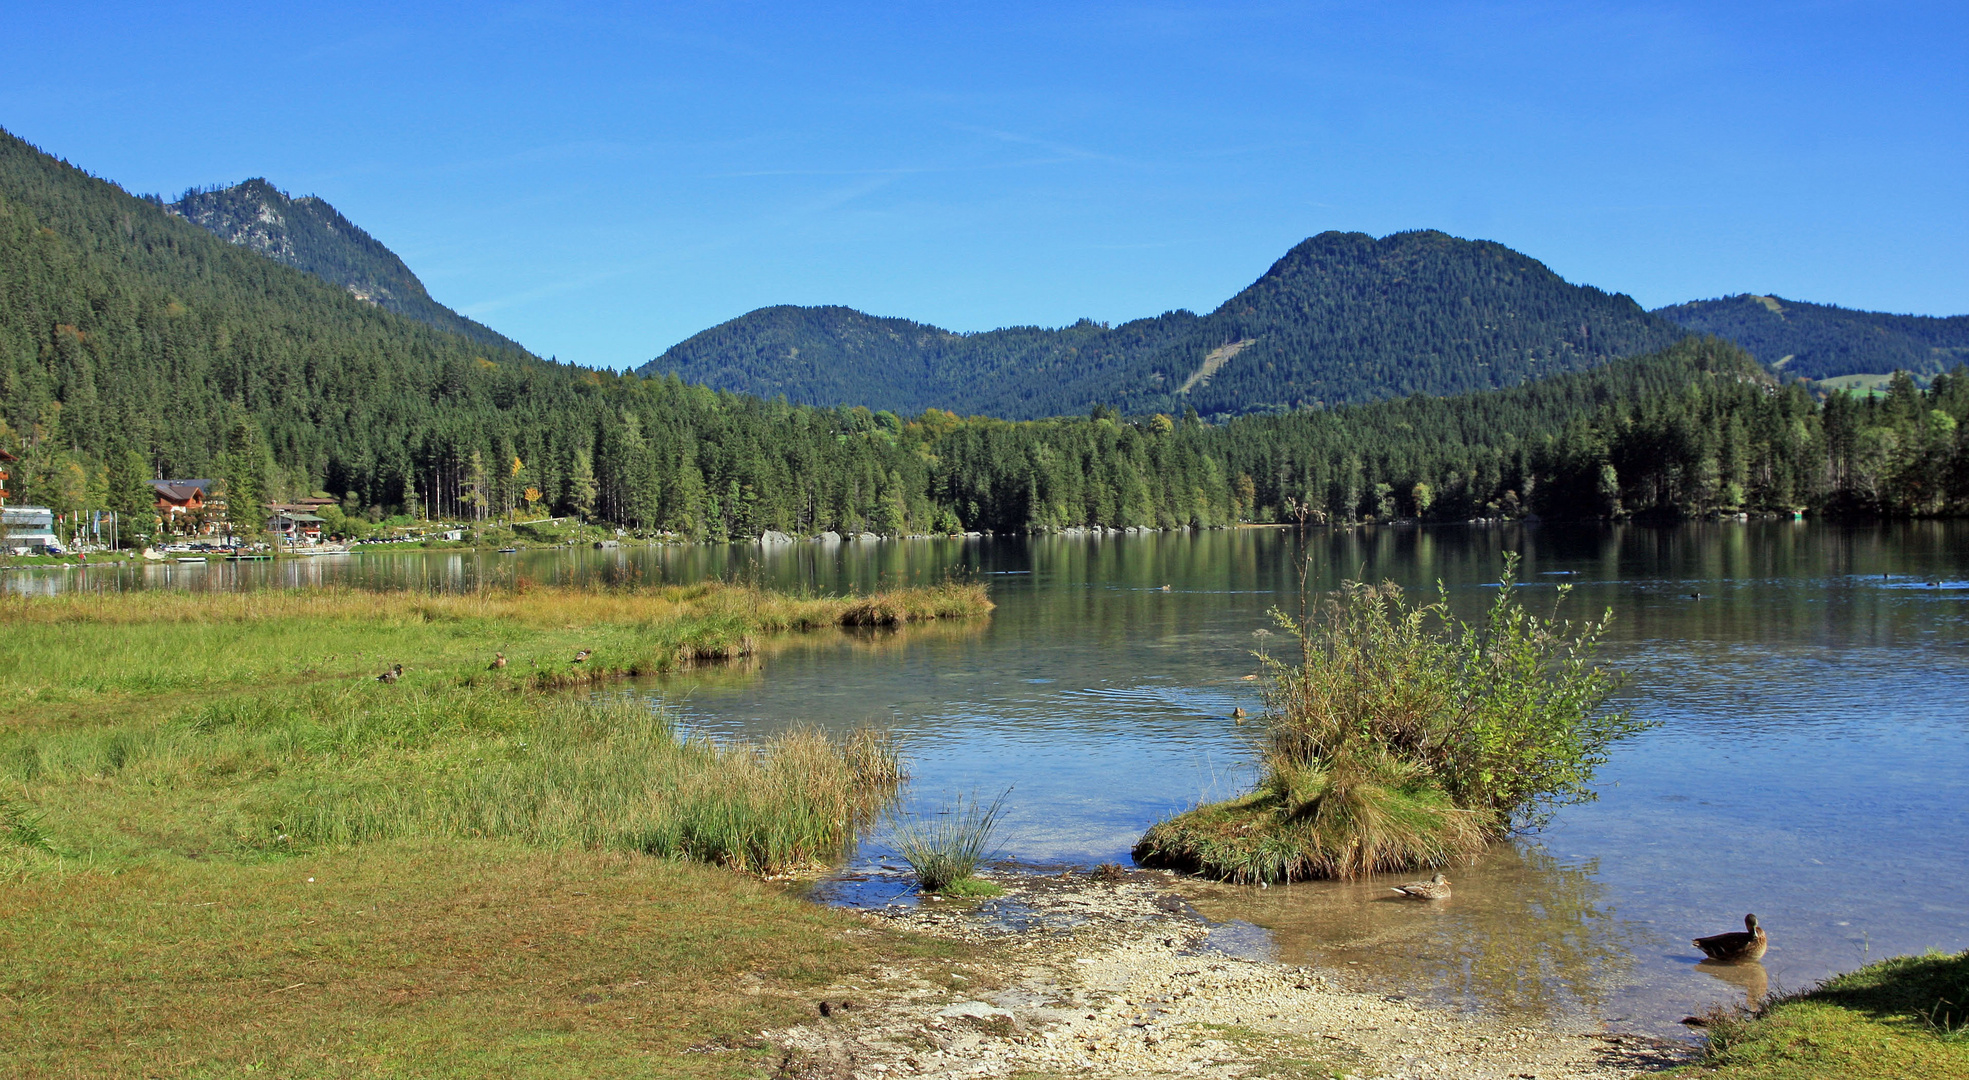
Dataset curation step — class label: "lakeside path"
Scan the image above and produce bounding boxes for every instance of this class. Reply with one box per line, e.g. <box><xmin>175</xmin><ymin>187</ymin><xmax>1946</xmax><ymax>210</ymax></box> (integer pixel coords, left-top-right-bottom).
<box><xmin>764</xmin><ymin>871</ymin><xmax>1692</xmax><ymax>1080</ymax></box>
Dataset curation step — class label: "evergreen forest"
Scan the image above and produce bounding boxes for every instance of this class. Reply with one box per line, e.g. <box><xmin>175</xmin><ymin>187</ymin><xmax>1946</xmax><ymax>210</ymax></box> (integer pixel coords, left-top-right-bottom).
<box><xmin>6</xmin><ymin>125</ymin><xmax>1969</xmax><ymax>545</ymax></box>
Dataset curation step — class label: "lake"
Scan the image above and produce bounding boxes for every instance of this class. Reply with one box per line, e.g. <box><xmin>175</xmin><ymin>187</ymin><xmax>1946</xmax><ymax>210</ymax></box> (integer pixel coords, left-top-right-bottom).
<box><xmin>11</xmin><ymin>521</ymin><xmax>1968</xmax><ymax>1038</ymax></box>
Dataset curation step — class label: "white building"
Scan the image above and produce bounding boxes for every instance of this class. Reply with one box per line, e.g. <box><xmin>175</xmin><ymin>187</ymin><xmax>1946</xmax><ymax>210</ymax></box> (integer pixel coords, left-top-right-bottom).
<box><xmin>2</xmin><ymin>506</ymin><xmax>62</xmax><ymax>555</ymax></box>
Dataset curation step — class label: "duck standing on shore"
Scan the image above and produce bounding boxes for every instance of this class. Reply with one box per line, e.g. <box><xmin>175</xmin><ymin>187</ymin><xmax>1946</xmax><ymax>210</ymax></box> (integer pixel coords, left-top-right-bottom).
<box><xmin>375</xmin><ymin>664</ymin><xmax>403</xmax><ymax>684</ymax></box>
<box><xmin>1694</xmin><ymin>913</ymin><xmax>1768</xmax><ymax>962</ymax></box>
<box><xmin>488</xmin><ymin>652</ymin><xmax>506</xmax><ymax>670</ymax></box>
<box><xmin>1391</xmin><ymin>873</ymin><xmax>1452</xmax><ymax>900</ymax></box>
<box><xmin>572</xmin><ymin>649</ymin><xmax>592</xmax><ymax>665</ymax></box>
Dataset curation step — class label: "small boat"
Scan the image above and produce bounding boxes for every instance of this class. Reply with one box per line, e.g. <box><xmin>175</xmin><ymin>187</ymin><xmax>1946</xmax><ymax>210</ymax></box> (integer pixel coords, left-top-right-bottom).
<box><xmin>176</xmin><ymin>556</ymin><xmax>206</xmax><ymax>564</ymax></box>
<box><xmin>499</xmin><ymin>547</ymin><xmax>518</xmax><ymax>553</ymax></box>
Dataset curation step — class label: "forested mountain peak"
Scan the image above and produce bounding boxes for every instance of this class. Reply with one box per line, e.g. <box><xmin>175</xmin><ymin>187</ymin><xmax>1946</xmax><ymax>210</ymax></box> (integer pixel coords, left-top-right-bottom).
<box><xmin>1653</xmin><ymin>294</ymin><xmax>1969</xmax><ymax>381</ymax></box>
<box><xmin>639</xmin><ymin>229</ymin><xmax>1685</xmax><ymax>419</ymax></box>
<box><xmin>166</xmin><ymin>177</ymin><xmax>528</xmax><ymax>353</ymax></box>
<box><xmin>1138</xmin><ymin>229</ymin><xmax>1683</xmax><ymax>413</ymax></box>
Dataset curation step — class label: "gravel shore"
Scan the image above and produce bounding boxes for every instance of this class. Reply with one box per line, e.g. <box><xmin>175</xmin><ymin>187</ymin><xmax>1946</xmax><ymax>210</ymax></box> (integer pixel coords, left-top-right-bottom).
<box><xmin>758</xmin><ymin>869</ymin><xmax>1693</xmax><ymax>1080</ymax></box>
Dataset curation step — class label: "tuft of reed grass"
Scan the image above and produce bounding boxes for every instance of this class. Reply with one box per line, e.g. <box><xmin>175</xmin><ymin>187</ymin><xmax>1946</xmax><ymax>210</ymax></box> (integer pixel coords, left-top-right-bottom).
<box><xmin>890</xmin><ymin>792</ymin><xmax>1007</xmax><ymax>893</ymax></box>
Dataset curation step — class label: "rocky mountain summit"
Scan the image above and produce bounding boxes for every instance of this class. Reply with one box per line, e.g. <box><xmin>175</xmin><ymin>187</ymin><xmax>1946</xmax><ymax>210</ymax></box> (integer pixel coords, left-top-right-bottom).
<box><xmin>168</xmin><ymin>178</ymin><xmax>526</xmax><ymax>353</ymax></box>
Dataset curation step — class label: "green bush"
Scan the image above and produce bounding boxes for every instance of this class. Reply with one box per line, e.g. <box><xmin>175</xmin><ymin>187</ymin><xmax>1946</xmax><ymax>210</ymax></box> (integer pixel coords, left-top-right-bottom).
<box><xmin>1137</xmin><ymin>555</ymin><xmax>1644</xmax><ymax>881</ymax></box>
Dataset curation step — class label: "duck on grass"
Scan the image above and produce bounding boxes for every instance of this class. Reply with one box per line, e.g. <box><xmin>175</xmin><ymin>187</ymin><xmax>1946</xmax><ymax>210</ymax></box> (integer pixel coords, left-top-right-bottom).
<box><xmin>1135</xmin><ymin>555</ymin><xmax>1649</xmax><ymax>883</ymax></box>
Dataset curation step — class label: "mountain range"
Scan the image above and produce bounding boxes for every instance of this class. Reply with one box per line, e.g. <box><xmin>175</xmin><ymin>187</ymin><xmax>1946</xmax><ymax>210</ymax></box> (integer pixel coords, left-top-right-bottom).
<box><xmin>82</xmin><ymin>137</ymin><xmax>1969</xmax><ymax>423</ymax></box>
<box><xmin>636</xmin><ymin>231</ymin><xmax>1687</xmax><ymax>419</ymax></box>
<box><xmin>3</xmin><ymin>122</ymin><xmax>1963</xmax><ymax>533</ymax></box>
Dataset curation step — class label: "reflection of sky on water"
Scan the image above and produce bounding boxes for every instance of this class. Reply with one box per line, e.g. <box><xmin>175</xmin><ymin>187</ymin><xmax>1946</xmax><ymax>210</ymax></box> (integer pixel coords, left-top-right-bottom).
<box><xmin>658</xmin><ymin>648</ymin><xmax>1266</xmax><ymax>864</ymax></box>
<box><xmin>13</xmin><ymin>522</ymin><xmax>1969</xmax><ymax>1038</ymax></box>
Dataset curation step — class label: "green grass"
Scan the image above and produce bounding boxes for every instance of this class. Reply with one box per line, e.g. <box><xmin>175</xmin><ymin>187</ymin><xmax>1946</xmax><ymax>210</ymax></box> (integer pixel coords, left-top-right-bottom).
<box><xmin>1681</xmin><ymin>950</ymin><xmax>1969</xmax><ymax>1079</ymax></box>
<box><xmin>0</xmin><ymin>839</ymin><xmax>961</xmax><ymax>1078</ymax></box>
<box><xmin>0</xmin><ymin>579</ymin><xmax>992</xmax><ymax>725</ymax></box>
<box><xmin>3</xmin><ymin>688</ymin><xmax>897</xmax><ymax>876</ymax></box>
<box><xmin>938</xmin><ymin>875</ymin><xmax>1004</xmax><ymax>899</ymax></box>
<box><xmin>0</xmin><ymin>580</ymin><xmax>992</xmax><ymax>1075</ymax></box>
<box><xmin>891</xmin><ymin>792</ymin><xmax>1006</xmax><ymax>893</ymax></box>
<box><xmin>1134</xmin><ymin>782</ymin><xmax>1487</xmax><ymax>884</ymax></box>
<box><xmin>1812</xmin><ymin>373</ymin><xmax>1904</xmax><ymax>397</ymax></box>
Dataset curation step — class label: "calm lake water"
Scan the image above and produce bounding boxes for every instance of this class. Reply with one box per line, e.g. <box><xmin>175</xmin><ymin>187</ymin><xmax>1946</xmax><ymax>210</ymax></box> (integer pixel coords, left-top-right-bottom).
<box><xmin>12</xmin><ymin>523</ymin><xmax>1969</xmax><ymax>1037</ymax></box>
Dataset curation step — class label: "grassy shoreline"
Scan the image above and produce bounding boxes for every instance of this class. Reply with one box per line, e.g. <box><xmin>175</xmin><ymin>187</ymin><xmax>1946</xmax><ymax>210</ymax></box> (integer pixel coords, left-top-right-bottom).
<box><xmin>1</xmin><ymin>580</ymin><xmax>989</xmax><ymax>722</ymax></box>
<box><xmin>1679</xmin><ymin>950</ymin><xmax>1969</xmax><ymax>1079</ymax></box>
<box><xmin>0</xmin><ymin>579</ymin><xmax>990</xmax><ymax>1076</ymax></box>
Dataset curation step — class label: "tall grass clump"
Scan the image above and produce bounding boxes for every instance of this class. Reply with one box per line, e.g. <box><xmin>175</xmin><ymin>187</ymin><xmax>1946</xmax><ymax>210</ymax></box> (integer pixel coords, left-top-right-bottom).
<box><xmin>270</xmin><ymin>696</ymin><xmax>901</xmax><ymax>874</ymax></box>
<box><xmin>1136</xmin><ymin>554</ymin><xmax>1644</xmax><ymax>882</ymax></box>
<box><xmin>890</xmin><ymin>792</ymin><xmax>1007</xmax><ymax>893</ymax></box>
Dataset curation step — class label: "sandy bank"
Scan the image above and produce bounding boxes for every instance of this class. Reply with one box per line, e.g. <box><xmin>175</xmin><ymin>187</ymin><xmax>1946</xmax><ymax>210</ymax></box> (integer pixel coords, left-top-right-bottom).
<box><xmin>753</xmin><ymin>869</ymin><xmax>1692</xmax><ymax>1079</ymax></box>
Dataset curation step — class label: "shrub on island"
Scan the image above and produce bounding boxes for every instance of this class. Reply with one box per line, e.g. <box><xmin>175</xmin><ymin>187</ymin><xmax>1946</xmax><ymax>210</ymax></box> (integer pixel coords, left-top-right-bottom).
<box><xmin>1135</xmin><ymin>555</ymin><xmax>1646</xmax><ymax>882</ymax></box>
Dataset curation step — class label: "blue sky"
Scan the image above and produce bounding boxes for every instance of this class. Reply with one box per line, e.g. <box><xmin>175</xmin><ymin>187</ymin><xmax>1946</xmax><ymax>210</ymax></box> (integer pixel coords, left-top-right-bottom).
<box><xmin>4</xmin><ymin>2</ymin><xmax>1963</xmax><ymax>369</ymax></box>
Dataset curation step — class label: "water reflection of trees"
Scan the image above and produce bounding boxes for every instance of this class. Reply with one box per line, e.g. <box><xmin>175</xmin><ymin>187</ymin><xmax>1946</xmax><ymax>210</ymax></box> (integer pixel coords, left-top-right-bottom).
<box><xmin>1184</xmin><ymin>841</ymin><xmax>1640</xmax><ymax>1021</ymax></box>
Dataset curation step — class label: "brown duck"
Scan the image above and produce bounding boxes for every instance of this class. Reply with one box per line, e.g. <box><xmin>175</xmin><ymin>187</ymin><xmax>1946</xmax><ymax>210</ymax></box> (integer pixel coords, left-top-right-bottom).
<box><xmin>375</xmin><ymin>664</ymin><xmax>403</xmax><ymax>684</ymax></box>
<box><xmin>1694</xmin><ymin>913</ymin><xmax>1768</xmax><ymax>962</ymax></box>
<box><xmin>1391</xmin><ymin>872</ymin><xmax>1452</xmax><ymax>900</ymax></box>
<box><xmin>488</xmin><ymin>652</ymin><xmax>507</xmax><ymax>670</ymax></box>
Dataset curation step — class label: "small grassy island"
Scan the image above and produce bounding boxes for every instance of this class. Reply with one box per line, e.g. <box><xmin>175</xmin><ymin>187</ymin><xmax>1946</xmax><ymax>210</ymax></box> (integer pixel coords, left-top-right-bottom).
<box><xmin>0</xmin><ymin>579</ymin><xmax>990</xmax><ymax>1077</ymax></box>
<box><xmin>1136</xmin><ymin>557</ymin><xmax>1645</xmax><ymax>882</ymax></box>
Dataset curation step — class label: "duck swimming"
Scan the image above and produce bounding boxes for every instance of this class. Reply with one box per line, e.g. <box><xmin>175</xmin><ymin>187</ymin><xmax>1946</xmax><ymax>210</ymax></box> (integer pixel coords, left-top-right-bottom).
<box><xmin>1391</xmin><ymin>872</ymin><xmax>1452</xmax><ymax>900</ymax></box>
<box><xmin>1694</xmin><ymin>913</ymin><xmax>1768</xmax><ymax>962</ymax></box>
